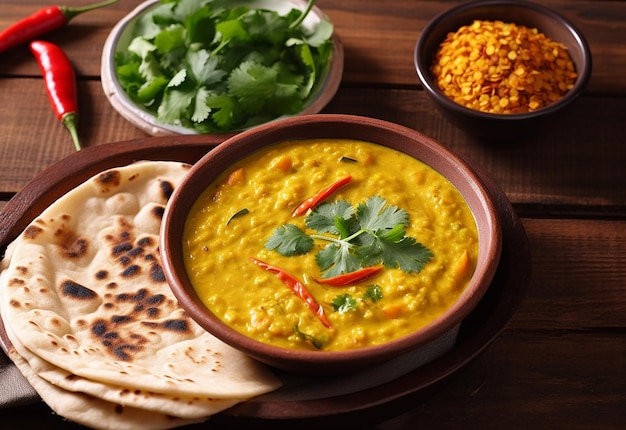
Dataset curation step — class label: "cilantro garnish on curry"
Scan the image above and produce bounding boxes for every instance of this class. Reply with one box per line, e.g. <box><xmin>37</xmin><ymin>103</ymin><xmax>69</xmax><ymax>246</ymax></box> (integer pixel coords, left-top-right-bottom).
<box><xmin>266</xmin><ymin>194</ymin><xmax>434</xmax><ymax>279</ymax></box>
<box><xmin>183</xmin><ymin>139</ymin><xmax>479</xmax><ymax>351</ymax></box>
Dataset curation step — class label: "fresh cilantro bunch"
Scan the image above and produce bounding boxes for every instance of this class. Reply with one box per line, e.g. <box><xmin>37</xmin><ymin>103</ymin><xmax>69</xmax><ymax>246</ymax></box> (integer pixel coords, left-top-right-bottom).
<box><xmin>115</xmin><ymin>0</ymin><xmax>334</xmax><ymax>133</ymax></box>
<box><xmin>266</xmin><ymin>196</ymin><xmax>434</xmax><ymax>278</ymax></box>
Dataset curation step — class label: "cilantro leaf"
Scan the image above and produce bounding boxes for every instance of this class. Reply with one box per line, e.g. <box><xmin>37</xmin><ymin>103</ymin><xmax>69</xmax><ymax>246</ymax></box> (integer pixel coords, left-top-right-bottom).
<box><xmin>186</xmin><ymin>50</ymin><xmax>225</xmax><ymax>86</ymax></box>
<box><xmin>192</xmin><ymin>86</ymin><xmax>212</xmax><ymax>122</ymax></box>
<box><xmin>227</xmin><ymin>61</ymin><xmax>277</xmax><ymax>114</ymax></box>
<box><xmin>305</xmin><ymin>200</ymin><xmax>353</xmax><ymax>235</ymax></box>
<box><xmin>184</xmin><ymin>4</ymin><xmax>215</xmax><ymax>46</ymax></box>
<box><xmin>267</xmin><ymin>194</ymin><xmax>433</xmax><ymax>278</ymax></box>
<box><xmin>315</xmin><ymin>241</ymin><xmax>361</xmax><ymax>278</ymax></box>
<box><xmin>154</xmin><ymin>23</ymin><xmax>186</xmax><ymax>54</ymax></box>
<box><xmin>114</xmin><ymin>0</ymin><xmax>333</xmax><ymax>133</ymax></box>
<box><xmin>357</xmin><ymin>227</ymin><xmax>434</xmax><ymax>273</ymax></box>
<box><xmin>265</xmin><ymin>224</ymin><xmax>313</xmax><ymax>256</ymax></box>
<box><xmin>205</xmin><ymin>93</ymin><xmax>238</xmax><ymax>130</ymax></box>
<box><xmin>363</xmin><ymin>285</ymin><xmax>383</xmax><ymax>303</ymax></box>
<box><xmin>331</xmin><ymin>294</ymin><xmax>357</xmax><ymax>313</ymax></box>
<box><xmin>357</xmin><ymin>196</ymin><xmax>408</xmax><ymax>233</ymax></box>
<box><xmin>215</xmin><ymin>18</ymin><xmax>248</xmax><ymax>45</ymax></box>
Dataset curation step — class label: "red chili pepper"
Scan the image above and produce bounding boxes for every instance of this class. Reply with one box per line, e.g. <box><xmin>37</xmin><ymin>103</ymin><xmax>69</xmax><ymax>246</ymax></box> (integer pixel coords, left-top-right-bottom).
<box><xmin>250</xmin><ymin>257</ymin><xmax>332</xmax><ymax>329</ymax></box>
<box><xmin>0</xmin><ymin>0</ymin><xmax>118</xmax><ymax>54</ymax></box>
<box><xmin>315</xmin><ymin>266</ymin><xmax>383</xmax><ymax>286</ymax></box>
<box><xmin>292</xmin><ymin>175</ymin><xmax>352</xmax><ymax>217</ymax></box>
<box><xmin>30</xmin><ymin>40</ymin><xmax>81</xmax><ymax>151</ymax></box>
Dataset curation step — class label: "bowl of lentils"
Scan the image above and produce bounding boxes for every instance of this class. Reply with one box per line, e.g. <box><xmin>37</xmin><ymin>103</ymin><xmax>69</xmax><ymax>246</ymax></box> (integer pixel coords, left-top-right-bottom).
<box><xmin>414</xmin><ymin>0</ymin><xmax>591</xmax><ymax>141</ymax></box>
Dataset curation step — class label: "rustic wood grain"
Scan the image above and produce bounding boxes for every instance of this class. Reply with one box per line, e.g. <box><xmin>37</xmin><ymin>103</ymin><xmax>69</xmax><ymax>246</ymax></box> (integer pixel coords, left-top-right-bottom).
<box><xmin>511</xmin><ymin>218</ymin><xmax>626</xmax><ymax>330</ymax></box>
<box><xmin>377</xmin><ymin>331</ymin><xmax>626</xmax><ymax>430</ymax></box>
<box><xmin>1</xmin><ymin>0</ymin><xmax>625</xmax><ymax>93</ymax></box>
<box><xmin>2</xmin><ymin>82</ymin><xmax>624</xmax><ymax>214</ymax></box>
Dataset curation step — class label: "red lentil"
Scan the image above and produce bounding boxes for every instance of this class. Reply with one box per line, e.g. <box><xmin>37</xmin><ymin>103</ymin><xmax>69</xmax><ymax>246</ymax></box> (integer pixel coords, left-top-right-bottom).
<box><xmin>430</xmin><ymin>20</ymin><xmax>578</xmax><ymax>114</ymax></box>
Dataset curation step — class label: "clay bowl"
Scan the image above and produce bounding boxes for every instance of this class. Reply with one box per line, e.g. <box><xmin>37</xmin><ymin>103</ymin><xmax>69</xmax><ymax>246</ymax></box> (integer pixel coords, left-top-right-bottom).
<box><xmin>101</xmin><ymin>0</ymin><xmax>343</xmax><ymax>137</ymax></box>
<box><xmin>414</xmin><ymin>0</ymin><xmax>591</xmax><ymax>141</ymax></box>
<box><xmin>160</xmin><ymin>114</ymin><xmax>503</xmax><ymax>375</ymax></box>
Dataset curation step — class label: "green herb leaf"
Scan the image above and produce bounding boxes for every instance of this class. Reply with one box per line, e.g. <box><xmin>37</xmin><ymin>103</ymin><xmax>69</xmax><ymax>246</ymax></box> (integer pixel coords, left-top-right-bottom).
<box><xmin>305</xmin><ymin>200</ymin><xmax>354</xmax><ymax>235</ymax></box>
<box><xmin>187</xmin><ymin>50</ymin><xmax>225</xmax><ymax>86</ymax></box>
<box><xmin>226</xmin><ymin>208</ymin><xmax>249</xmax><ymax>225</ymax></box>
<box><xmin>356</xmin><ymin>196</ymin><xmax>408</xmax><ymax>233</ymax></box>
<box><xmin>265</xmin><ymin>224</ymin><xmax>314</xmax><ymax>256</ymax></box>
<box><xmin>267</xmin><ymin>195</ymin><xmax>433</xmax><ymax>277</ymax></box>
<box><xmin>363</xmin><ymin>285</ymin><xmax>383</xmax><ymax>303</ymax></box>
<box><xmin>331</xmin><ymin>294</ymin><xmax>357</xmax><ymax>313</ymax></box>
<box><xmin>315</xmin><ymin>241</ymin><xmax>362</xmax><ymax>278</ymax></box>
<box><xmin>228</xmin><ymin>61</ymin><xmax>278</xmax><ymax>114</ymax></box>
<box><xmin>293</xmin><ymin>324</ymin><xmax>322</xmax><ymax>349</ymax></box>
<box><xmin>114</xmin><ymin>0</ymin><xmax>332</xmax><ymax>133</ymax></box>
<box><xmin>339</xmin><ymin>156</ymin><xmax>357</xmax><ymax>163</ymax></box>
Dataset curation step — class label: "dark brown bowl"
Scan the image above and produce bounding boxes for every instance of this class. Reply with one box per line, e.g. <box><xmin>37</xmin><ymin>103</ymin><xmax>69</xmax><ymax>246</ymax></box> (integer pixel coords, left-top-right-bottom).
<box><xmin>160</xmin><ymin>114</ymin><xmax>503</xmax><ymax>374</ymax></box>
<box><xmin>414</xmin><ymin>0</ymin><xmax>592</xmax><ymax>141</ymax></box>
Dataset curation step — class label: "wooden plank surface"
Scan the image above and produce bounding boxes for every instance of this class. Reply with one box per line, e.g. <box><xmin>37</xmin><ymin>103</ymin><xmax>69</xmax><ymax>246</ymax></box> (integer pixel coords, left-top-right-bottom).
<box><xmin>0</xmin><ymin>0</ymin><xmax>625</xmax><ymax>207</ymax></box>
<box><xmin>1</xmin><ymin>0</ymin><xmax>625</xmax><ymax>92</ymax></box>
<box><xmin>1</xmin><ymin>82</ymin><xmax>624</xmax><ymax>214</ymax></box>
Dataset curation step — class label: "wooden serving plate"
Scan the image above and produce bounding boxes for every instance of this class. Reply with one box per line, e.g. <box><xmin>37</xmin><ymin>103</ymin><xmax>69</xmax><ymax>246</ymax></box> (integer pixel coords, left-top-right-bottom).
<box><xmin>0</xmin><ymin>136</ymin><xmax>531</xmax><ymax>428</ymax></box>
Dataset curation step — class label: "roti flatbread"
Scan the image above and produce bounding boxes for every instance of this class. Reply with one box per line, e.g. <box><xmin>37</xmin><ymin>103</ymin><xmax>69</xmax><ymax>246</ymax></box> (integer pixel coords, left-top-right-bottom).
<box><xmin>8</xmin><ymin>349</ymin><xmax>207</xmax><ymax>430</ymax></box>
<box><xmin>0</xmin><ymin>161</ymin><xmax>281</xmax><ymax>427</ymax></box>
<box><xmin>0</xmin><ymin>293</ymin><xmax>239</xmax><ymax>419</ymax></box>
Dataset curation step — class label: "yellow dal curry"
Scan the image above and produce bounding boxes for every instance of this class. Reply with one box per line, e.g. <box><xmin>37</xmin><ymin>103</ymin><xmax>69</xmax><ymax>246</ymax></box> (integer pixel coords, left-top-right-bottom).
<box><xmin>183</xmin><ymin>139</ymin><xmax>478</xmax><ymax>351</ymax></box>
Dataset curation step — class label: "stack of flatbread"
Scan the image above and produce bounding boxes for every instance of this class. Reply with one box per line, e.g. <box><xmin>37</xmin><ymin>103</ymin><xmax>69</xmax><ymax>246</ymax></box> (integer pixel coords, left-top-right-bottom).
<box><xmin>0</xmin><ymin>161</ymin><xmax>282</xmax><ymax>429</ymax></box>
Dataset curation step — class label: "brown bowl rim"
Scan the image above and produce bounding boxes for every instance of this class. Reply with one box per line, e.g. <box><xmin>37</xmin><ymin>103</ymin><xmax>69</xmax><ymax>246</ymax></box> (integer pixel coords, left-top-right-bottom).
<box><xmin>160</xmin><ymin>114</ymin><xmax>503</xmax><ymax>368</ymax></box>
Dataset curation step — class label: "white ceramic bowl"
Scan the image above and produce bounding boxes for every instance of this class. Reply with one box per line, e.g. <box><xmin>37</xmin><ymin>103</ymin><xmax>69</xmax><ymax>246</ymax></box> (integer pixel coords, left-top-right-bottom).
<box><xmin>101</xmin><ymin>0</ymin><xmax>344</xmax><ymax>136</ymax></box>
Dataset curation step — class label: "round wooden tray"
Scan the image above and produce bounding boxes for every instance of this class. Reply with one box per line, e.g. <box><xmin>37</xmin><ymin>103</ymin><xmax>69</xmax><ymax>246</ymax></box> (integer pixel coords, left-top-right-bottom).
<box><xmin>0</xmin><ymin>136</ymin><xmax>531</xmax><ymax>428</ymax></box>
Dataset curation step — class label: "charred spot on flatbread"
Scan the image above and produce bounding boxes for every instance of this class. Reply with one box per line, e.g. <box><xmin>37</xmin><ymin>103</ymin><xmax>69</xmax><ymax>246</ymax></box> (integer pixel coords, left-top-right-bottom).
<box><xmin>23</xmin><ymin>225</ymin><xmax>44</xmax><ymax>240</ymax></box>
<box><xmin>115</xmin><ymin>288</ymin><xmax>173</xmax><ymax>319</ymax></box>
<box><xmin>0</xmin><ymin>161</ymin><xmax>281</xmax><ymax>412</ymax></box>
<box><xmin>141</xmin><ymin>319</ymin><xmax>190</xmax><ymax>333</ymax></box>
<box><xmin>62</xmin><ymin>237</ymin><xmax>89</xmax><ymax>259</ymax></box>
<box><xmin>121</xmin><ymin>265</ymin><xmax>141</xmax><ymax>278</ymax></box>
<box><xmin>150</xmin><ymin>263</ymin><xmax>166</xmax><ymax>283</ymax></box>
<box><xmin>95</xmin><ymin>270</ymin><xmax>108</xmax><ymax>280</ymax></box>
<box><xmin>61</xmin><ymin>280</ymin><xmax>97</xmax><ymax>300</ymax></box>
<box><xmin>138</xmin><ymin>237</ymin><xmax>154</xmax><ymax>247</ymax></box>
<box><xmin>159</xmin><ymin>180</ymin><xmax>175</xmax><ymax>200</ymax></box>
<box><xmin>95</xmin><ymin>169</ymin><xmax>122</xmax><ymax>193</ymax></box>
<box><xmin>90</xmin><ymin>318</ymin><xmax>149</xmax><ymax>361</ymax></box>
<box><xmin>8</xmin><ymin>277</ymin><xmax>26</xmax><ymax>287</ymax></box>
<box><xmin>152</xmin><ymin>205</ymin><xmax>165</xmax><ymax>219</ymax></box>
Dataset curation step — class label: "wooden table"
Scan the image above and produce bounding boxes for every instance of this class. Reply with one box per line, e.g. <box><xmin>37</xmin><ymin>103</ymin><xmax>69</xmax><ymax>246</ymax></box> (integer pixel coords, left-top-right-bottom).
<box><xmin>0</xmin><ymin>0</ymin><xmax>624</xmax><ymax>428</ymax></box>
